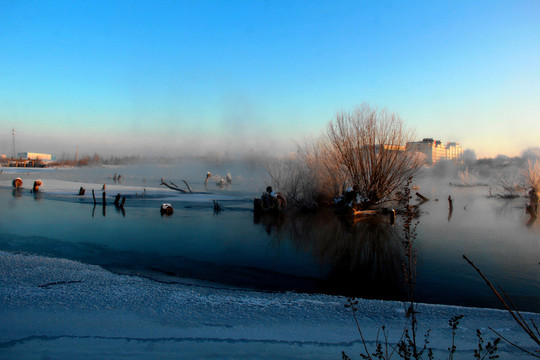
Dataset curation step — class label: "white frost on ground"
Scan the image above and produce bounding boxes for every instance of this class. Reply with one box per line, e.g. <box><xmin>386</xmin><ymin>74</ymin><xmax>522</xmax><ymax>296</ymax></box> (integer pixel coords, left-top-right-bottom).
<box><xmin>1</xmin><ymin>251</ymin><xmax>538</xmax><ymax>359</ymax></box>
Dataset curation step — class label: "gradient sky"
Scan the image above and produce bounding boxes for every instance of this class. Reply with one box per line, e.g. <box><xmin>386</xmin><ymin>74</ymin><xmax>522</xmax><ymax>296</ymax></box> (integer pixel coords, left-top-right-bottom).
<box><xmin>1</xmin><ymin>0</ymin><xmax>539</xmax><ymax>158</ymax></box>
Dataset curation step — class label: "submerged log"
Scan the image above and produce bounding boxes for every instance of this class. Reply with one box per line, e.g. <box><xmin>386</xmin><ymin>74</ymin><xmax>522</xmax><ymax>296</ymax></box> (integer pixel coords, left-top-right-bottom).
<box><xmin>497</xmin><ymin>194</ymin><xmax>520</xmax><ymax>199</ymax></box>
<box><xmin>352</xmin><ymin>209</ymin><xmax>379</xmax><ymax>217</ymax></box>
<box><xmin>160</xmin><ymin>203</ymin><xmax>173</xmax><ymax>215</ymax></box>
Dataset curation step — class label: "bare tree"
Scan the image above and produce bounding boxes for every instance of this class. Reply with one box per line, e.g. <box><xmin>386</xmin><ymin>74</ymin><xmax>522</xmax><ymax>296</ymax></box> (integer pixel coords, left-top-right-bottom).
<box><xmin>462</xmin><ymin>149</ymin><xmax>477</xmax><ymax>167</ymax></box>
<box><xmin>266</xmin><ymin>104</ymin><xmax>422</xmax><ymax>209</ymax></box>
<box><xmin>494</xmin><ymin>167</ymin><xmax>523</xmax><ymax>197</ymax></box>
<box><xmin>317</xmin><ymin>104</ymin><xmax>422</xmax><ymax>208</ymax></box>
<box><xmin>523</xmin><ymin>159</ymin><xmax>540</xmax><ymax>190</ymax></box>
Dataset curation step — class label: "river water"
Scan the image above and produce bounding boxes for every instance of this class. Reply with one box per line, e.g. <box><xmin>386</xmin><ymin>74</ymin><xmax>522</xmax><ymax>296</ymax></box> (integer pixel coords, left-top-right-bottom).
<box><xmin>0</xmin><ymin>161</ymin><xmax>538</xmax><ymax>312</ymax></box>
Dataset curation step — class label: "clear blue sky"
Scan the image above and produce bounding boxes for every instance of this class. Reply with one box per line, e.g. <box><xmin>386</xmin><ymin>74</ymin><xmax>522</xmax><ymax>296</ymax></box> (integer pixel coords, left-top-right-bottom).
<box><xmin>1</xmin><ymin>0</ymin><xmax>539</xmax><ymax>158</ymax></box>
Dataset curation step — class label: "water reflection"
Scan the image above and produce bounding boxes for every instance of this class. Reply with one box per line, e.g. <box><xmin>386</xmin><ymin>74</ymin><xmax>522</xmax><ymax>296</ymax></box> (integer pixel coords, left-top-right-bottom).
<box><xmin>525</xmin><ymin>215</ymin><xmax>537</xmax><ymax>227</ymax></box>
<box><xmin>494</xmin><ymin>198</ymin><xmax>518</xmax><ymax>217</ymax></box>
<box><xmin>254</xmin><ymin>210</ymin><xmax>406</xmax><ymax>300</ymax></box>
<box><xmin>492</xmin><ymin>197</ymin><xmax>537</xmax><ymax>227</ymax></box>
<box><xmin>91</xmin><ymin>201</ymin><xmax>126</xmax><ymax>218</ymax></box>
<box><xmin>10</xmin><ymin>188</ymin><xmax>43</xmax><ymax>201</ymax></box>
<box><xmin>525</xmin><ymin>189</ymin><xmax>538</xmax><ymax>227</ymax></box>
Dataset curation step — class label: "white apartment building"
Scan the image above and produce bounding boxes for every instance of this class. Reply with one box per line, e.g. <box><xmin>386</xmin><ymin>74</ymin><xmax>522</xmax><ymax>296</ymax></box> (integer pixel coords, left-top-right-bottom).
<box><xmin>406</xmin><ymin>138</ymin><xmax>462</xmax><ymax>165</ymax></box>
<box><xmin>445</xmin><ymin>142</ymin><xmax>463</xmax><ymax>163</ymax></box>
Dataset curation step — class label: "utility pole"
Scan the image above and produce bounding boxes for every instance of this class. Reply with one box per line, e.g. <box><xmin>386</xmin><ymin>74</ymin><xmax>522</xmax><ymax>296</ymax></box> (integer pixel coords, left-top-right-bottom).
<box><xmin>12</xmin><ymin>128</ymin><xmax>16</xmax><ymax>158</ymax></box>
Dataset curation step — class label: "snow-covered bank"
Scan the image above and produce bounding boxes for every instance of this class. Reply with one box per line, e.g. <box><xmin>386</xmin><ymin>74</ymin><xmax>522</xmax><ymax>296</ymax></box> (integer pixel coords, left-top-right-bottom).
<box><xmin>0</xmin><ymin>252</ymin><xmax>537</xmax><ymax>359</ymax></box>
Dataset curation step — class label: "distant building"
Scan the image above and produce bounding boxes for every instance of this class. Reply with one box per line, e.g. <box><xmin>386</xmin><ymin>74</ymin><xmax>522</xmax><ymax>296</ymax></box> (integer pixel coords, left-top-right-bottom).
<box><xmin>406</xmin><ymin>138</ymin><xmax>446</xmax><ymax>165</ymax></box>
<box><xmin>0</xmin><ymin>154</ymin><xmax>6</xmax><ymax>159</ymax></box>
<box><xmin>373</xmin><ymin>144</ymin><xmax>406</xmax><ymax>152</ymax></box>
<box><xmin>17</xmin><ymin>152</ymin><xmax>56</xmax><ymax>162</ymax></box>
<box><xmin>445</xmin><ymin>142</ymin><xmax>463</xmax><ymax>164</ymax></box>
<box><xmin>406</xmin><ymin>138</ymin><xmax>462</xmax><ymax>165</ymax></box>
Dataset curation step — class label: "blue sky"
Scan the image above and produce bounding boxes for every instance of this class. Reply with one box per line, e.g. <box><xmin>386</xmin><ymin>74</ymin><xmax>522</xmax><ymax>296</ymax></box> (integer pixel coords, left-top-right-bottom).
<box><xmin>1</xmin><ymin>0</ymin><xmax>539</xmax><ymax>158</ymax></box>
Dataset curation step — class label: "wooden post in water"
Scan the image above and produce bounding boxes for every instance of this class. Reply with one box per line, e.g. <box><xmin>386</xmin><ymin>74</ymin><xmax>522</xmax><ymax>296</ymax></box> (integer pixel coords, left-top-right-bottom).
<box><xmin>114</xmin><ymin>194</ymin><xmax>121</xmax><ymax>206</ymax></box>
<box><xmin>102</xmin><ymin>191</ymin><xmax>106</xmax><ymax>217</ymax></box>
<box><xmin>448</xmin><ymin>195</ymin><xmax>453</xmax><ymax>221</ymax></box>
<box><xmin>389</xmin><ymin>208</ymin><xmax>396</xmax><ymax>225</ymax></box>
<box><xmin>92</xmin><ymin>189</ymin><xmax>96</xmax><ymax>204</ymax></box>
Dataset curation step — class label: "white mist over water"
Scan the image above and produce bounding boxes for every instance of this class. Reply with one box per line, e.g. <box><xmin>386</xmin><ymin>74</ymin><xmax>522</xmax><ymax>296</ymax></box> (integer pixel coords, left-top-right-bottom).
<box><xmin>0</xmin><ymin>161</ymin><xmax>539</xmax><ymax>359</ymax></box>
<box><xmin>0</xmin><ymin>161</ymin><xmax>538</xmax><ymax>311</ymax></box>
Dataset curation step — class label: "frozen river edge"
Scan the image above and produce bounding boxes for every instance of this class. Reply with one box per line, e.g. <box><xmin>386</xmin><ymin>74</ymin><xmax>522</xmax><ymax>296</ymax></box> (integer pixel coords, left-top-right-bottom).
<box><xmin>0</xmin><ymin>251</ymin><xmax>538</xmax><ymax>359</ymax></box>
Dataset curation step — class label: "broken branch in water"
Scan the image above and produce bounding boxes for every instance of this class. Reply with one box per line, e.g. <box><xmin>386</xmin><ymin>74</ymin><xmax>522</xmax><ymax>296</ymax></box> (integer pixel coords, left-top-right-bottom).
<box><xmin>415</xmin><ymin>192</ymin><xmax>429</xmax><ymax>202</ymax></box>
<box><xmin>161</xmin><ymin>178</ymin><xmax>190</xmax><ymax>193</ymax></box>
<box><xmin>181</xmin><ymin>179</ymin><xmax>193</xmax><ymax>193</ymax></box>
<box><xmin>415</xmin><ymin>192</ymin><xmax>429</xmax><ymax>206</ymax></box>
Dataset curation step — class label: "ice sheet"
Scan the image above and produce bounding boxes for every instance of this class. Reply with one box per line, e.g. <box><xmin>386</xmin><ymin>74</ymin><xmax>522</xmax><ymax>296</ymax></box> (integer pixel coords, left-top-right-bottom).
<box><xmin>0</xmin><ymin>178</ymin><xmax>246</xmax><ymax>203</ymax></box>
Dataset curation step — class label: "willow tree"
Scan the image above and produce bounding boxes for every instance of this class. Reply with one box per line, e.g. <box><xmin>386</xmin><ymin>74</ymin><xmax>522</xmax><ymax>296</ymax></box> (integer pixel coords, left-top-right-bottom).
<box><xmin>303</xmin><ymin>104</ymin><xmax>422</xmax><ymax>208</ymax></box>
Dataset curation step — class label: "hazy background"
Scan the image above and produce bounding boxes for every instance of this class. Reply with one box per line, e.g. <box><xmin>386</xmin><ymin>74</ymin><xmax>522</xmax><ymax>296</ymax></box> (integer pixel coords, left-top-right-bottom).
<box><xmin>1</xmin><ymin>1</ymin><xmax>539</xmax><ymax>158</ymax></box>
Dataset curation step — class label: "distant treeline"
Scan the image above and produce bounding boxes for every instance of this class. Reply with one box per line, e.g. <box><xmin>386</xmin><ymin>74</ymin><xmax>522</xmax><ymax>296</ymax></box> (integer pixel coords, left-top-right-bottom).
<box><xmin>461</xmin><ymin>147</ymin><xmax>540</xmax><ymax>168</ymax></box>
<box><xmin>51</xmin><ymin>154</ymin><xmax>148</xmax><ymax>167</ymax></box>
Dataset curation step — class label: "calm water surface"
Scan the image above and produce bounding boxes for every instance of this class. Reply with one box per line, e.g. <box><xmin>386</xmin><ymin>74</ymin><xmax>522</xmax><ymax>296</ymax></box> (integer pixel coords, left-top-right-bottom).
<box><xmin>0</xmin><ymin>163</ymin><xmax>538</xmax><ymax>312</ymax></box>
